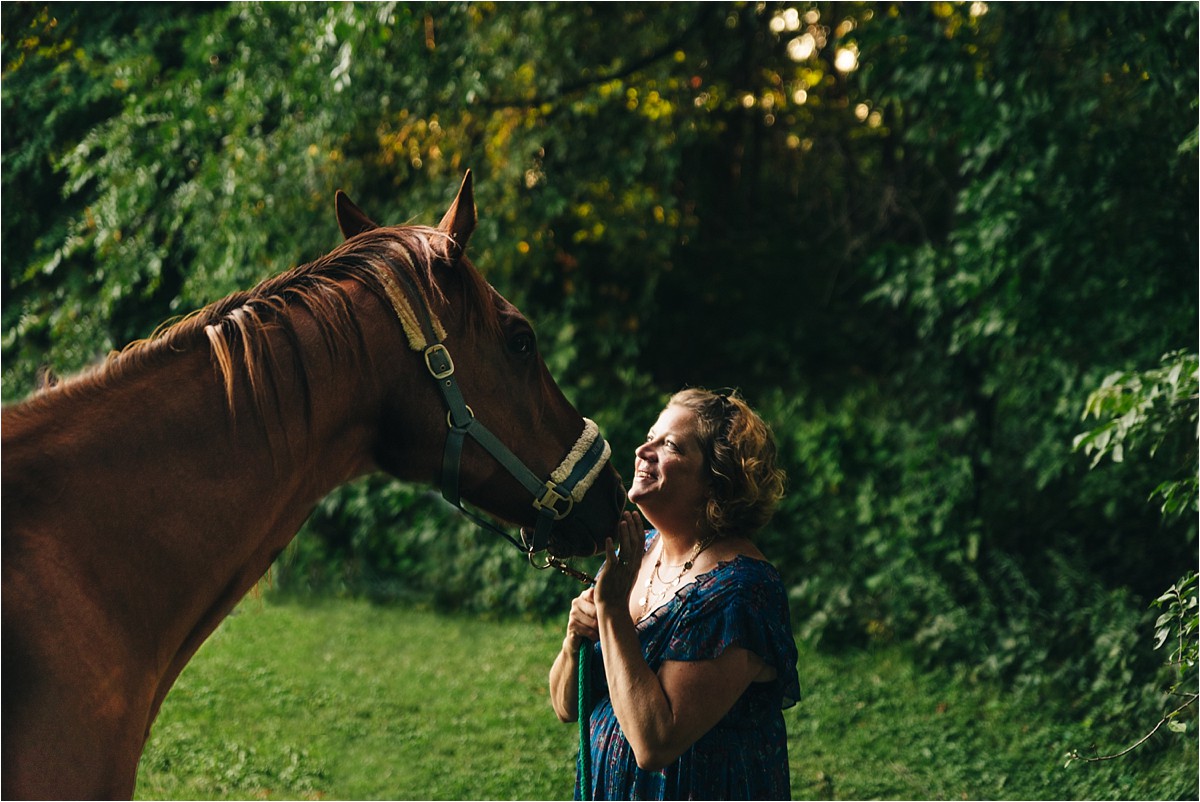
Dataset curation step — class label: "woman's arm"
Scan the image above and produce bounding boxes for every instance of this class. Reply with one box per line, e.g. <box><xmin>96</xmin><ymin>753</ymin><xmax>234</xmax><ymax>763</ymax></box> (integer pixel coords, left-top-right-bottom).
<box><xmin>596</xmin><ymin>598</ymin><xmax>767</xmax><ymax>770</ymax></box>
<box><xmin>548</xmin><ymin>587</ymin><xmax>599</xmax><ymax>723</ymax></box>
<box><xmin>593</xmin><ymin>513</ymin><xmax>771</xmax><ymax>771</ymax></box>
<box><xmin>548</xmin><ymin>640</ymin><xmax>580</xmax><ymax>723</ymax></box>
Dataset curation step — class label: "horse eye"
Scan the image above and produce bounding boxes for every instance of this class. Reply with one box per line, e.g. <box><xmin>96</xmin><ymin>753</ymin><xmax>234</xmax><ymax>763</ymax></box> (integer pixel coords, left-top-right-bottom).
<box><xmin>509</xmin><ymin>332</ymin><xmax>535</xmax><ymax>356</ymax></box>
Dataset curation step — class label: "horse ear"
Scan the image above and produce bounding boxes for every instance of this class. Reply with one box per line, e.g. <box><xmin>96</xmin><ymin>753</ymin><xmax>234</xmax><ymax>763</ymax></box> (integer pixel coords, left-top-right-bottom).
<box><xmin>335</xmin><ymin>190</ymin><xmax>378</xmax><ymax>240</ymax></box>
<box><xmin>437</xmin><ymin>170</ymin><xmax>476</xmax><ymax>257</ymax></box>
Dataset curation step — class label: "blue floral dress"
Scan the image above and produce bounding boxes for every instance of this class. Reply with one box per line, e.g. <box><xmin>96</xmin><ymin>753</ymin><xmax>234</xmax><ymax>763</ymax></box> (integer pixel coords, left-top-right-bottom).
<box><xmin>576</xmin><ymin>533</ymin><xmax>800</xmax><ymax>800</ymax></box>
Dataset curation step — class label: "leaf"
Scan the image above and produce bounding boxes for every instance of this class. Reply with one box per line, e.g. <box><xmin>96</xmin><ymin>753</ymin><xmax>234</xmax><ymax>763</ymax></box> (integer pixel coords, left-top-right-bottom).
<box><xmin>1155</xmin><ymin>586</ymin><xmax>1180</xmax><ymax>605</ymax></box>
<box><xmin>1154</xmin><ymin>628</ymin><xmax>1171</xmax><ymax>649</ymax></box>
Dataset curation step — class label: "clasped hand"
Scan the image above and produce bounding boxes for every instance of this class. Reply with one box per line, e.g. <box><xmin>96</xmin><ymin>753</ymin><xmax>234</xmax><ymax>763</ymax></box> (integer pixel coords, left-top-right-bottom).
<box><xmin>564</xmin><ymin>509</ymin><xmax>645</xmax><ymax>651</ymax></box>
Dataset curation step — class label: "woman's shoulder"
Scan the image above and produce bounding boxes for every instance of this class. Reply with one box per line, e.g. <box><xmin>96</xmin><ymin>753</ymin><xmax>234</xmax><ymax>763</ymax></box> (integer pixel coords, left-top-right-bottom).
<box><xmin>704</xmin><ymin>535</ymin><xmax>779</xmax><ymax>578</ymax></box>
<box><xmin>707</xmin><ymin>535</ymin><xmax>767</xmax><ymax>566</ymax></box>
<box><xmin>693</xmin><ymin>552</ymin><xmax>785</xmax><ymax>602</ymax></box>
<box><xmin>665</xmin><ymin>548</ymin><xmax>799</xmax><ymax>690</ymax></box>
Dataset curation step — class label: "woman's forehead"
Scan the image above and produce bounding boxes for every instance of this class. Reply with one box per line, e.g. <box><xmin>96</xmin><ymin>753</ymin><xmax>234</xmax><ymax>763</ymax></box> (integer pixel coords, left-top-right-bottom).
<box><xmin>651</xmin><ymin>405</ymin><xmax>700</xmax><ymax>437</ymax></box>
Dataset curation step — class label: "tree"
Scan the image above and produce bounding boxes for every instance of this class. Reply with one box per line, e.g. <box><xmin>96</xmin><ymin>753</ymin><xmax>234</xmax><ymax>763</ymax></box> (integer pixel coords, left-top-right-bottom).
<box><xmin>2</xmin><ymin>5</ymin><xmax>1196</xmax><ymax>749</ymax></box>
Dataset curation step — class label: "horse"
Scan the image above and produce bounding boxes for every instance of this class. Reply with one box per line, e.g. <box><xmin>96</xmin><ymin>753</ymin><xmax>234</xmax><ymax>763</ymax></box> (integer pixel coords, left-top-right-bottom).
<box><xmin>1</xmin><ymin>172</ymin><xmax>625</xmax><ymax>799</ymax></box>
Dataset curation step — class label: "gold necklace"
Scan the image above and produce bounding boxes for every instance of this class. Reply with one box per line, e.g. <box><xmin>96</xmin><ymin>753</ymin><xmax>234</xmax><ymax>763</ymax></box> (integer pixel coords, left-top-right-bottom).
<box><xmin>638</xmin><ymin>535</ymin><xmax>715</xmax><ymax>617</ymax></box>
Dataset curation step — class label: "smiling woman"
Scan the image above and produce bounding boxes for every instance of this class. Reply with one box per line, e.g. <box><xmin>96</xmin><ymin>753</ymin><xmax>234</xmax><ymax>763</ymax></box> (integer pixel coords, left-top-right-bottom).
<box><xmin>549</xmin><ymin>388</ymin><xmax>798</xmax><ymax>800</ymax></box>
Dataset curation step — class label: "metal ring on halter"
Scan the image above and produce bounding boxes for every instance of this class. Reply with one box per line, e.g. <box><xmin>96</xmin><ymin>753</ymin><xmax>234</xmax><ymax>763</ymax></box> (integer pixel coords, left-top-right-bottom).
<box><xmin>529</xmin><ymin>550</ymin><xmax>596</xmax><ymax>585</ymax></box>
<box><xmin>446</xmin><ymin>405</ymin><xmax>474</xmax><ymax>428</ymax></box>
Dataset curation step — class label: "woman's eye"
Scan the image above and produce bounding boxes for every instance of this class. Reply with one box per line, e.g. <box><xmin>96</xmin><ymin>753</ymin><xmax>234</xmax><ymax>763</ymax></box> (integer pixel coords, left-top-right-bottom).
<box><xmin>508</xmin><ymin>332</ymin><xmax>535</xmax><ymax>356</ymax></box>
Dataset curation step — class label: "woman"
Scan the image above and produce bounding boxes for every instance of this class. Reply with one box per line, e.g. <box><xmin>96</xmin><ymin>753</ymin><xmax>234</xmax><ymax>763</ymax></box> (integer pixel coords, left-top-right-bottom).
<box><xmin>549</xmin><ymin>388</ymin><xmax>800</xmax><ymax>800</ymax></box>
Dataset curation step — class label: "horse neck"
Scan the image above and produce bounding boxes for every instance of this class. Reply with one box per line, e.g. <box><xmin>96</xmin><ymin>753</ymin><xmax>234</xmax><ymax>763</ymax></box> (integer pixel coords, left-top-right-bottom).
<box><xmin>3</xmin><ymin>307</ymin><xmax>388</xmax><ymax>678</ymax></box>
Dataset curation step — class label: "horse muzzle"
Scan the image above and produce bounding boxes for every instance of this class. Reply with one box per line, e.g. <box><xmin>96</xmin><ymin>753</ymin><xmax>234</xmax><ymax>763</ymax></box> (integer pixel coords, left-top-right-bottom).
<box><xmin>532</xmin><ymin>462</ymin><xmax>627</xmax><ymax>559</ymax></box>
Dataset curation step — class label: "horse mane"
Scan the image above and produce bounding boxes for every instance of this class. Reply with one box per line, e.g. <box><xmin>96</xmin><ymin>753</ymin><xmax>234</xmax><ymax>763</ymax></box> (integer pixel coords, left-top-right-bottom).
<box><xmin>19</xmin><ymin>225</ymin><xmax>502</xmax><ymax>425</ymax></box>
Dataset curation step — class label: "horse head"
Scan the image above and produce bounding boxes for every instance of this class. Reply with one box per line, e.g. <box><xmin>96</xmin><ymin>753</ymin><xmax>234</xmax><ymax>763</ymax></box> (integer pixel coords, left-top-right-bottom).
<box><xmin>335</xmin><ymin>173</ymin><xmax>625</xmax><ymax>558</ymax></box>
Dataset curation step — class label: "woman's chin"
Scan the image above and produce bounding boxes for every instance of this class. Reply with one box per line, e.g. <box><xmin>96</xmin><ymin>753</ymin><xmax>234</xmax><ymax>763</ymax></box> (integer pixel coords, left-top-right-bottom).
<box><xmin>626</xmin><ymin>487</ymin><xmax>660</xmax><ymax>520</ymax></box>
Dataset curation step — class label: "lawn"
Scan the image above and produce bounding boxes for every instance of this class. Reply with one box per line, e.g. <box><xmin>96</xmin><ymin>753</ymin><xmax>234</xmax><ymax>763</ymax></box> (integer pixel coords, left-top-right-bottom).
<box><xmin>135</xmin><ymin>596</ymin><xmax>1196</xmax><ymax>800</ymax></box>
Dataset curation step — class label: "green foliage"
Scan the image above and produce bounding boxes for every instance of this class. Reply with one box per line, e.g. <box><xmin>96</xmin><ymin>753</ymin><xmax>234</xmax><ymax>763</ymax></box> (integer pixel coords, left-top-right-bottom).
<box><xmin>4</xmin><ymin>1</ymin><xmax>1198</xmax><ymax>755</ymax></box>
<box><xmin>1066</xmin><ymin>349</ymin><xmax>1198</xmax><ymax>759</ymax></box>
<box><xmin>1075</xmin><ymin>350</ymin><xmax>1199</xmax><ymax>521</ymax></box>
<box><xmin>1065</xmin><ymin>570</ymin><xmax>1197</xmax><ymax>765</ymax></box>
<box><xmin>806</xmin><ymin>1</ymin><xmax>1196</xmax><ymax>720</ymax></box>
<box><xmin>1154</xmin><ymin>572</ymin><xmax>1198</xmax><ymax>723</ymax></box>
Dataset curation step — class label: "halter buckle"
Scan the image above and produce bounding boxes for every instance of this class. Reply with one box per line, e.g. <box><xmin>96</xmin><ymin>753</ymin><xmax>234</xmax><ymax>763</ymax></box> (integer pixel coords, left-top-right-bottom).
<box><xmin>424</xmin><ymin>343</ymin><xmax>455</xmax><ymax>380</ymax></box>
<box><xmin>533</xmin><ymin>481</ymin><xmax>575</xmax><ymax>520</ymax></box>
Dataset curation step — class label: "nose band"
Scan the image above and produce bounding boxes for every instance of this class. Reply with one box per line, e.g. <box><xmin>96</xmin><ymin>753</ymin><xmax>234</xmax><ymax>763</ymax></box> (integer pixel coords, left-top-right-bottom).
<box><xmin>551</xmin><ymin>418</ymin><xmax>612</xmax><ymax>503</ymax></box>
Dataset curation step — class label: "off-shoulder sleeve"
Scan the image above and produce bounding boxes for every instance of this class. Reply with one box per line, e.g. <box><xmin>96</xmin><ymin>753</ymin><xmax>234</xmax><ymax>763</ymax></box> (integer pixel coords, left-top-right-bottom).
<box><xmin>660</xmin><ymin>558</ymin><xmax>801</xmax><ymax>708</ymax></box>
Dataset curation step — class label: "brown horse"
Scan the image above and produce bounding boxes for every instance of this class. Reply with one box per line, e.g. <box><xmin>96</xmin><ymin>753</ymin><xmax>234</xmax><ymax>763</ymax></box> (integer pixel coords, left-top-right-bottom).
<box><xmin>1</xmin><ymin>173</ymin><xmax>624</xmax><ymax>799</ymax></box>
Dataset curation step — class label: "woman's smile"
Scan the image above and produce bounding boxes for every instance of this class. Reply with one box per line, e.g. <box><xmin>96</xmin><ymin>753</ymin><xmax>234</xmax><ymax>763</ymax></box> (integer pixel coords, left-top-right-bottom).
<box><xmin>634</xmin><ymin>465</ymin><xmax>659</xmax><ymax>482</ymax></box>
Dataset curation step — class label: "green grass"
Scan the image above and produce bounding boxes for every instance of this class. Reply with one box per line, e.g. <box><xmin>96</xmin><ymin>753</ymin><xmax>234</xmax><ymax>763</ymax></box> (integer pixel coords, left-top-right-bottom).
<box><xmin>135</xmin><ymin>597</ymin><xmax>1196</xmax><ymax>800</ymax></box>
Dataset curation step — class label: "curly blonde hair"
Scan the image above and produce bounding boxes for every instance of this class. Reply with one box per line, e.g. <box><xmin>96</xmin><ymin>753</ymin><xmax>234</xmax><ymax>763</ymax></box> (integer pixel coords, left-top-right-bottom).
<box><xmin>668</xmin><ymin>388</ymin><xmax>787</xmax><ymax>538</ymax></box>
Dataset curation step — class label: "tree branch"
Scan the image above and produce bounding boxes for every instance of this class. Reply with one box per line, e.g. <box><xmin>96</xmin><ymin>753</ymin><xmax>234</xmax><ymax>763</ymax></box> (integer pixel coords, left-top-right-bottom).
<box><xmin>479</xmin><ymin>7</ymin><xmax>716</xmax><ymax>110</ymax></box>
<box><xmin>1067</xmin><ymin>693</ymin><xmax>1198</xmax><ymax>764</ymax></box>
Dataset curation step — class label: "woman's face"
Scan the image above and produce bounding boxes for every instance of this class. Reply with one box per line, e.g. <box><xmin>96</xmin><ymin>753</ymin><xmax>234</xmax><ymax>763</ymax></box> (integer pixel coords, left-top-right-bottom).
<box><xmin>628</xmin><ymin>404</ymin><xmax>710</xmax><ymax>529</ymax></box>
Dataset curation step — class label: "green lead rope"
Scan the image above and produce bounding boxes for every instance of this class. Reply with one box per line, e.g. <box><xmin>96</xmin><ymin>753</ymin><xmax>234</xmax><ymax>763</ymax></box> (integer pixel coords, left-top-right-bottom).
<box><xmin>577</xmin><ymin>641</ymin><xmax>593</xmax><ymax>799</ymax></box>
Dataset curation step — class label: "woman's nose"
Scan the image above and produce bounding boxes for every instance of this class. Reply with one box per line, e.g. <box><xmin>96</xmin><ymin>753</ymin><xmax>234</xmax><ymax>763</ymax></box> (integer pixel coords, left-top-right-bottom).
<box><xmin>635</xmin><ymin>442</ymin><xmax>654</xmax><ymax>461</ymax></box>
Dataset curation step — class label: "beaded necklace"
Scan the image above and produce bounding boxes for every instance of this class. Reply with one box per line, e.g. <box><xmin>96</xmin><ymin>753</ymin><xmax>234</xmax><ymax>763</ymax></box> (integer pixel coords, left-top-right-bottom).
<box><xmin>637</xmin><ymin>534</ymin><xmax>716</xmax><ymax>617</ymax></box>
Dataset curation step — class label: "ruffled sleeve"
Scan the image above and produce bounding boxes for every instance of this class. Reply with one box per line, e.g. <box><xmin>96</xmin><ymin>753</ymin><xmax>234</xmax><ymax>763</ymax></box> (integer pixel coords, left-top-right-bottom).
<box><xmin>659</xmin><ymin>558</ymin><xmax>801</xmax><ymax>708</ymax></box>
